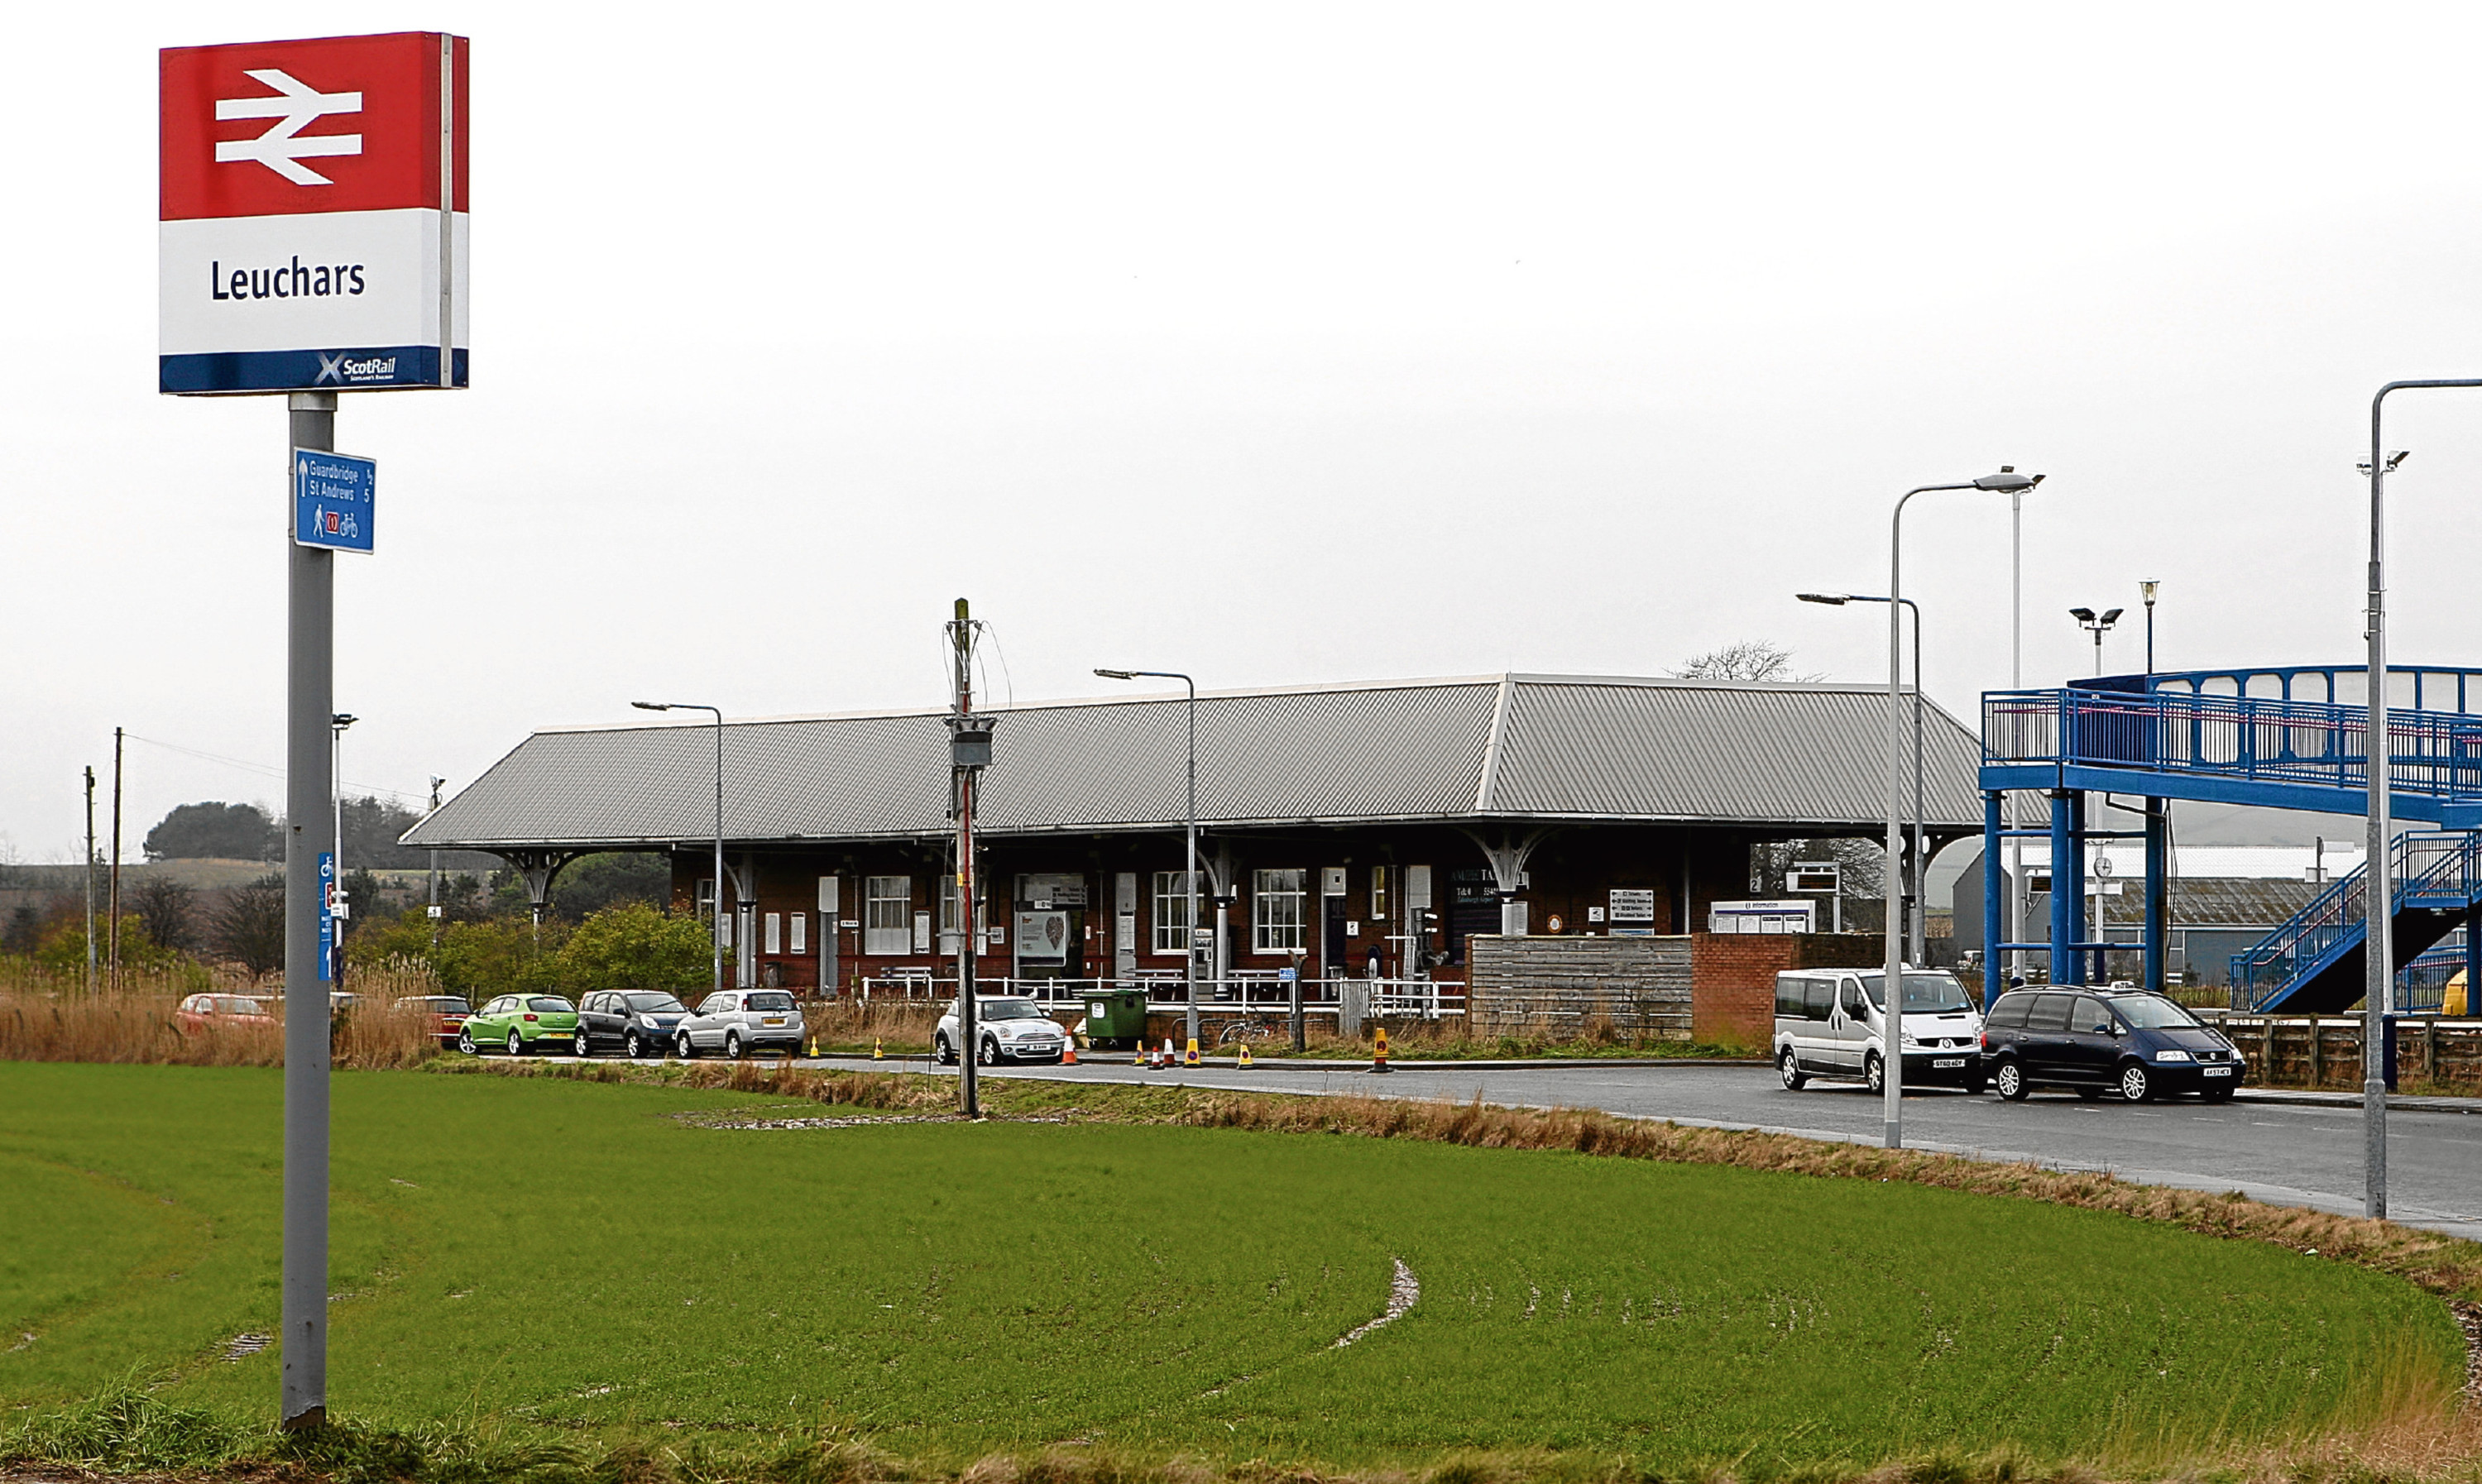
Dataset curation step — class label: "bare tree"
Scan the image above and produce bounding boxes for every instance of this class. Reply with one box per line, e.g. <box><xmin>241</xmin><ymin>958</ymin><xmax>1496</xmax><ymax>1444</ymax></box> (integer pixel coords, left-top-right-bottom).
<box><xmin>129</xmin><ymin>878</ymin><xmax>198</xmax><ymax>954</ymax></box>
<box><xmin>1670</xmin><ymin>641</ymin><xmax>1821</xmax><ymax>683</ymax></box>
<box><xmin>210</xmin><ymin>874</ymin><xmax>286</xmax><ymax>980</ymax></box>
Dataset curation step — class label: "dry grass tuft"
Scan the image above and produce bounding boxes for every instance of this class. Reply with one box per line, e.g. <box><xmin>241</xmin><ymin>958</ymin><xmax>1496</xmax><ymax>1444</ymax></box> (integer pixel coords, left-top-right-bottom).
<box><xmin>807</xmin><ymin>998</ymin><xmax>948</xmax><ymax>1051</ymax></box>
<box><xmin>0</xmin><ymin>974</ymin><xmax>446</xmax><ymax>1071</ymax></box>
<box><xmin>434</xmin><ymin>1054</ymin><xmax>961</xmax><ymax>1113</ymax></box>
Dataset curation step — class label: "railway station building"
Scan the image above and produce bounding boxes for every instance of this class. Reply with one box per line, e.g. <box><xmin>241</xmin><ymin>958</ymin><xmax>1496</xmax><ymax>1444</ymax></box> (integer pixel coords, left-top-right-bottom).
<box><xmin>404</xmin><ymin>673</ymin><xmax>1986</xmax><ymax>999</ymax></box>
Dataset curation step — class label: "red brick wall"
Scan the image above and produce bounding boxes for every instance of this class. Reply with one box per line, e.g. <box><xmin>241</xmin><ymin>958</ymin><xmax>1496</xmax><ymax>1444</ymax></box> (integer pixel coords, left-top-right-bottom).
<box><xmin>1690</xmin><ymin>932</ymin><xmax>1882</xmax><ymax>1047</ymax></box>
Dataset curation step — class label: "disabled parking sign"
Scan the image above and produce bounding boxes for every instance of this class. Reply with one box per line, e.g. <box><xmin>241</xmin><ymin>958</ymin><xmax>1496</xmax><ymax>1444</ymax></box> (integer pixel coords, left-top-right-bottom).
<box><xmin>294</xmin><ymin>448</ymin><xmax>375</xmax><ymax>552</ymax></box>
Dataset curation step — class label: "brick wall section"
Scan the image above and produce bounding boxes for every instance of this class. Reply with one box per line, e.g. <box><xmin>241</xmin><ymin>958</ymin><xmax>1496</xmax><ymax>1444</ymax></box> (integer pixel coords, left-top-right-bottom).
<box><xmin>1467</xmin><ymin>936</ymin><xmax>1694</xmax><ymax>1039</ymax></box>
<box><xmin>1689</xmin><ymin>932</ymin><xmax>1884</xmax><ymax>1047</ymax></box>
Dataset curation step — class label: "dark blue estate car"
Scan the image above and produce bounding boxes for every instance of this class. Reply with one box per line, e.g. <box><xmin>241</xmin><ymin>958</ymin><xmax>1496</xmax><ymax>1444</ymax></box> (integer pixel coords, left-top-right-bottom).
<box><xmin>1980</xmin><ymin>988</ymin><xmax>2247</xmax><ymax>1103</ymax></box>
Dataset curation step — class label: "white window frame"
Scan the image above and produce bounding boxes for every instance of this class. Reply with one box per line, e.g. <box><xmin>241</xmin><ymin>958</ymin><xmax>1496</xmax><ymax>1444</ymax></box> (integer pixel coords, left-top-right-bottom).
<box><xmin>865</xmin><ymin>876</ymin><xmax>913</xmax><ymax>956</ymax></box>
<box><xmin>790</xmin><ymin>912</ymin><xmax>807</xmax><ymax>955</ymax></box>
<box><xmin>1253</xmin><ymin>869</ymin><xmax>1306</xmax><ymax>953</ymax></box>
<box><xmin>1152</xmin><ymin>870</ymin><xmax>1196</xmax><ymax>955</ymax></box>
<box><xmin>764</xmin><ymin>912</ymin><xmax>782</xmax><ymax>955</ymax></box>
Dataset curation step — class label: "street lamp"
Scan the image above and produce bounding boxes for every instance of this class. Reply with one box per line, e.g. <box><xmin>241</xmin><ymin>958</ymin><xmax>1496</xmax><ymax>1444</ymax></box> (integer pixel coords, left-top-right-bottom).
<box><xmin>2139</xmin><ymin>582</ymin><xmax>2160</xmax><ymax>675</ymax></box>
<box><xmin>2360</xmin><ymin>380</ymin><xmax>2481</xmax><ymax>1222</ymax></box>
<box><xmin>1095</xmin><ymin>668</ymin><xmax>1200</xmax><ymax>1050</ymax></box>
<box><xmin>1798</xmin><ymin>591</ymin><xmax>1924</xmax><ymax>965</ymax></box>
<box><xmin>1886</xmin><ymin>468</ymin><xmax>2042</xmax><ymax>1151</ymax></box>
<box><xmin>632</xmin><ymin>701</ymin><xmax>726</xmax><ymax>997</ymax></box>
<box><xmin>2069</xmin><ymin>606</ymin><xmax>2122</xmax><ymax>677</ymax></box>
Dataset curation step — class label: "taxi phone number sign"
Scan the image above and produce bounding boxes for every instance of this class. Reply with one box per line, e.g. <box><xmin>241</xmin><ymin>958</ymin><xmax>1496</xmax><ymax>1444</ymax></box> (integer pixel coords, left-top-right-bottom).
<box><xmin>295</xmin><ymin>449</ymin><xmax>375</xmax><ymax>552</ymax></box>
<box><xmin>161</xmin><ymin>31</ymin><xmax>468</xmax><ymax>395</ymax></box>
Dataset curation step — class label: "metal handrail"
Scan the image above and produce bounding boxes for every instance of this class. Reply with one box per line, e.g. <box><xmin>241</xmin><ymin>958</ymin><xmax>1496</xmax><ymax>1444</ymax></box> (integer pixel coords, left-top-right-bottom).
<box><xmin>2228</xmin><ymin>832</ymin><xmax>2482</xmax><ymax>1010</ymax></box>
<box><xmin>1983</xmin><ymin>688</ymin><xmax>2482</xmax><ymax>802</ymax></box>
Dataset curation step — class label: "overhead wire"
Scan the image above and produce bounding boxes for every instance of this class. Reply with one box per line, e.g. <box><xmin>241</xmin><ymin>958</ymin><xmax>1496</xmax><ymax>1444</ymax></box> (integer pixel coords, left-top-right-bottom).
<box><xmin>120</xmin><ymin>731</ymin><xmax>424</xmax><ymax>803</ymax></box>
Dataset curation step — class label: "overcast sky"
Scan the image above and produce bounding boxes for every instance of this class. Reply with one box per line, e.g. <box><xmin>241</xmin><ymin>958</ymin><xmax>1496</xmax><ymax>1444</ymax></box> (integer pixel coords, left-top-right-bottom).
<box><xmin>7</xmin><ymin>2</ymin><xmax>2482</xmax><ymax>864</ymax></box>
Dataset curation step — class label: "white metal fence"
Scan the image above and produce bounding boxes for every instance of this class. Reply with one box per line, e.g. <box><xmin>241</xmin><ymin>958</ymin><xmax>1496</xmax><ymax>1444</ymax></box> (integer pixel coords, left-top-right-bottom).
<box><xmin>850</xmin><ymin>974</ymin><xmax>1465</xmax><ymax>1019</ymax></box>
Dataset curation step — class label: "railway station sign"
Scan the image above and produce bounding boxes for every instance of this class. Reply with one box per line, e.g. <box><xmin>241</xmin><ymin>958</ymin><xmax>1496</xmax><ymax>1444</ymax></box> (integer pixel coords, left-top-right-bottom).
<box><xmin>294</xmin><ymin>449</ymin><xmax>375</xmax><ymax>552</ymax></box>
<box><xmin>161</xmin><ymin>31</ymin><xmax>469</xmax><ymax>395</ymax></box>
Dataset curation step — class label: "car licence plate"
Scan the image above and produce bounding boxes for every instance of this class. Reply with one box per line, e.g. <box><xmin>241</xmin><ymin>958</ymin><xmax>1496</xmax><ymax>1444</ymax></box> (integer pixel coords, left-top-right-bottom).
<box><xmin>764</xmin><ymin>1017</ymin><xmax>785</xmax><ymax>1027</ymax></box>
<box><xmin>2203</xmin><ymin>1065</ymin><xmax>2232</xmax><ymax>1077</ymax></box>
<box><xmin>1932</xmin><ymin>1057</ymin><xmax>1965</xmax><ymax>1069</ymax></box>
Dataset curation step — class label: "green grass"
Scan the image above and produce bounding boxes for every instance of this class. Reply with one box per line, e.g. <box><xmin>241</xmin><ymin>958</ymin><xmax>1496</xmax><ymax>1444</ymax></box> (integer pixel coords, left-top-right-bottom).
<box><xmin>0</xmin><ymin>1063</ymin><xmax>2460</xmax><ymax>1477</ymax></box>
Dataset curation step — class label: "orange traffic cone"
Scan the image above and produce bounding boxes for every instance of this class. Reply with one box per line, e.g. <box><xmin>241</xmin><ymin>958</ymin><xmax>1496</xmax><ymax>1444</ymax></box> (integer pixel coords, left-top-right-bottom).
<box><xmin>1062</xmin><ymin>1030</ymin><xmax>1078</xmax><ymax>1065</ymax></box>
<box><xmin>1237</xmin><ymin>1042</ymin><xmax>1254</xmax><ymax>1070</ymax></box>
<box><xmin>1162</xmin><ymin>1036</ymin><xmax>1177</xmax><ymax>1069</ymax></box>
<box><xmin>1371</xmin><ymin>1024</ymin><xmax>1392</xmax><ymax>1074</ymax></box>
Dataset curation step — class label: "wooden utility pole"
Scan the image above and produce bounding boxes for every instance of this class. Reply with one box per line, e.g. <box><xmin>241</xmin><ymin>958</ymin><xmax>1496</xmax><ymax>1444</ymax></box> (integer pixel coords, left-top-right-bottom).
<box><xmin>83</xmin><ymin>768</ymin><xmax>98</xmax><ymax>993</ymax></box>
<box><xmin>108</xmin><ymin>727</ymin><xmax>124</xmax><ymax>987</ymax></box>
<box><xmin>947</xmin><ymin>598</ymin><xmax>984</xmax><ymax>1118</ymax></box>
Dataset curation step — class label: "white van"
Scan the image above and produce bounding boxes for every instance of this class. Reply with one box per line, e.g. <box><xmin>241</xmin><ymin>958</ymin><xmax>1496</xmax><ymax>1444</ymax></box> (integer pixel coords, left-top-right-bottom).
<box><xmin>1772</xmin><ymin>968</ymin><xmax>1985</xmax><ymax>1094</ymax></box>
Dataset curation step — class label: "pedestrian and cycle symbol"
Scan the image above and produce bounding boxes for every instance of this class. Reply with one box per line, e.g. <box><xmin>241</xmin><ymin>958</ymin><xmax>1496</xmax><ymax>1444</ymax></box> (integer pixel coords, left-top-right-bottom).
<box><xmin>294</xmin><ymin>448</ymin><xmax>375</xmax><ymax>553</ymax></box>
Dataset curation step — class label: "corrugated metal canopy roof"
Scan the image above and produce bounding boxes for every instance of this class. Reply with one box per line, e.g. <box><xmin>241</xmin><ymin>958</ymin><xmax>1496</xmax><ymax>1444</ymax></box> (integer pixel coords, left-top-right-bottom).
<box><xmin>402</xmin><ymin>673</ymin><xmax>1987</xmax><ymax>850</ymax></box>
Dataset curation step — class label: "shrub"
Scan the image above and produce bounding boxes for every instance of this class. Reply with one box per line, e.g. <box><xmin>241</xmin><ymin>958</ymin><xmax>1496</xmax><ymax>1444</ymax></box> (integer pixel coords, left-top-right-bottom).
<box><xmin>557</xmin><ymin>901</ymin><xmax>711</xmax><ymax>992</ymax></box>
<box><xmin>34</xmin><ymin>917</ymin><xmax>210</xmax><ymax>989</ymax></box>
<box><xmin>431</xmin><ymin>917</ymin><xmax>567</xmax><ymax>997</ymax></box>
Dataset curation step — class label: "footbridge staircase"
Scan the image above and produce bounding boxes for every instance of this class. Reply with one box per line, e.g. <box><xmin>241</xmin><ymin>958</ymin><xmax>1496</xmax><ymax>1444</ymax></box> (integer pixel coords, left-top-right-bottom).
<box><xmin>1978</xmin><ymin>665</ymin><xmax>2482</xmax><ymax>1011</ymax></box>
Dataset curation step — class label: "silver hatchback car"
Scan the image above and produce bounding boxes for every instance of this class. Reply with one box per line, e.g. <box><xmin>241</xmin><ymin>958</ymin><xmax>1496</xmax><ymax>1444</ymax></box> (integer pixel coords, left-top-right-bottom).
<box><xmin>674</xmin><ymin>989</ymin><xmax>806</xmax><ymax>1059</ymax></box>
<box><xmin>934</xmin><ymin>996</ymin><xmax>1068</xmax><ymax>1065</ymax></box>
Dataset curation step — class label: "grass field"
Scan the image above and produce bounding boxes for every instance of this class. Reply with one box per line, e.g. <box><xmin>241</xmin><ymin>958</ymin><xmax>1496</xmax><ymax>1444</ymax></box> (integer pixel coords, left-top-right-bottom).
<box><xmin>0</xmin><ymin>1062</ymin><xmax>2464</xmax><ymax>1478</ymax></box>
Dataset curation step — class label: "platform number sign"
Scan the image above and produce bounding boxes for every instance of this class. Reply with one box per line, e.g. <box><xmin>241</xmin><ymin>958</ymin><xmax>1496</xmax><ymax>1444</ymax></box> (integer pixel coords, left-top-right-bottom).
<box><xmin>161</xmin><ymin>32</ymin><xmax>469</xmax><ymax>395</ymax></box>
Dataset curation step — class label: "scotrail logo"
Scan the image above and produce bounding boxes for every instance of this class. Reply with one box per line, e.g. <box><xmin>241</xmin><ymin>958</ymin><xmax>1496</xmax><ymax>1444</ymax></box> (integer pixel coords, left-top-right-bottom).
<box><xmin>215</xmin><ymin>69</ymin><xmax>363</xmax><ymax>185</ymax></box>
<box><xmin>315</xmin><ymin>352</ymin><xmax>399</xmax><ymax>385</ymax></box>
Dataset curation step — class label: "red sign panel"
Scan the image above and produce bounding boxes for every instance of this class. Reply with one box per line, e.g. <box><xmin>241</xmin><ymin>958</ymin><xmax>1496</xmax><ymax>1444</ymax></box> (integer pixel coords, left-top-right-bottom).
<box><xmin>161</xmin><ymin>32</ymin><xmax>467</xmax><ymax>222</ymax></box>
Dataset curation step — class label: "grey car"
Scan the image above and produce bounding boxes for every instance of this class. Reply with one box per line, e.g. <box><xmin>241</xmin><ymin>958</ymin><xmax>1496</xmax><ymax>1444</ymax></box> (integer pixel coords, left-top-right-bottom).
<box><xmin>934</xmin><ymin>996</ymin><xmax>1068</xmax><ymax>1066</ymax></box>
<box><xmin>674</xmin><ymin>989</ymin><xmax>805</xmax><ymax>1059</ymax></box>
<box><xmin>575</xmin><ymin>989</ymin><xmax>690</xmax><ymax>1059</ymax></box>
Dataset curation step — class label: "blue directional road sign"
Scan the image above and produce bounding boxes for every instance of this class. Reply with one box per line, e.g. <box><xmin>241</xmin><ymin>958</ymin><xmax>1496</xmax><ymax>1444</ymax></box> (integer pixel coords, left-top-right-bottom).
<box><xmin>294</xmin><ymin>449</ymin><xmax>376</xmax><ymax>553</ymax></box>
<box><xmin>317</xmin><ymin>851</ymin><xmax>336</xmax><ymax>983</ymax></box>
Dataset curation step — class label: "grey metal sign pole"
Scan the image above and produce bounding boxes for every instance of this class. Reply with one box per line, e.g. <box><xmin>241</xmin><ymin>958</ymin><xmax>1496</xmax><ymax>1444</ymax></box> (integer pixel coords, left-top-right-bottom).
<box><xmin>281</xmin><ymin>390</ymin><xmax>336</xmax><ymax>1429</ymax></box>
<box><xmin>2360</xmin><ymin>378</ymin><xmax>2482</xmax><ymax>1219</ymax></box>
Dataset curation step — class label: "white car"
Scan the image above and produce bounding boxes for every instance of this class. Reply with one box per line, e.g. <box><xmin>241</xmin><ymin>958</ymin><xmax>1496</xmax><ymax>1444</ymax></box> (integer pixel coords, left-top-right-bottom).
<box><xmin>673</xmin><ymin>989</ymin><xmax>805</xmax><ymax>1059</ymax></box>
<box><xmin>1771</xmin><ymin>968</ymin><xmax>1985</xmax><ymax>1094</ymax></box>
<box><xmin>934</xmin><ymin>996</ymin><xmax>1067</xmax><ymax>1066</ymax></box>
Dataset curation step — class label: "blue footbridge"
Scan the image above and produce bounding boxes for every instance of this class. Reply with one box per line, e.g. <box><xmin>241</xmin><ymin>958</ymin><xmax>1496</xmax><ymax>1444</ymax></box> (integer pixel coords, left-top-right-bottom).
<box><xmin>1977</xmin><ymin>664</ymin><xmax>2482</xmax><ymax>1013</ymax></box>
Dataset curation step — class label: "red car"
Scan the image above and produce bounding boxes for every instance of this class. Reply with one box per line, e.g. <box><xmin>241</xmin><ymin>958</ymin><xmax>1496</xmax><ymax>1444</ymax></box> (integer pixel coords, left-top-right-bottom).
<box><xmin>175</xmin><ymin>993</ymin><xmax>277</xmax><ymax>1034</ymax></box>
<box><xmin>395</xmin><ymin>995</ymin><xmax>472</xmax><ymax>1047</ymax></box>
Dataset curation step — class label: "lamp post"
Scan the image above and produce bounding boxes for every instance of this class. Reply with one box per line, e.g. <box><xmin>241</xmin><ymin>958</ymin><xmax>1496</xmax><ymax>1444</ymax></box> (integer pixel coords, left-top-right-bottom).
<box><xmin>1798</xmin><ymin>591</ymin><xmax>1924</xmax><ymax>965</ymax></box>
<box><xmin>1095</xmin><ymin>668</ymin><xmax>1199</xmax><ymax>1049</ymax></box>
<box><xmin>632</xmin><ymin>701</ymin><xmax>726</xmax><ymax>997</ymax></box>
<box><xmin>2069</xmin><ymin>606</ymin><xmax>2122</xmax><ymax>677</ymax></box>
<box><xmin>1886</xmin><ymin>468</ymin><xmax>2042</xmax><ymax>1151</ymax></box>
<box><xmin>2139</xmin><ymin>582</ymin><xmax>2160</xmax><ymax>675</ymax></box>
<box><xmin>2359</xmin><ymin>379</ymin><xmax>2482</xmax><ymax>1219</ymax></box>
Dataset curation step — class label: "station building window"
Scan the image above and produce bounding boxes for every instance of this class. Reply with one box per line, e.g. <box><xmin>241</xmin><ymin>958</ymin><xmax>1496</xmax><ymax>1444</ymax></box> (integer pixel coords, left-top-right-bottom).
<box><xmin>1253</xmin><ymin>869</ymin><xmax>1306</xmax><ymax>953</ymax></box>
<box><xmin>1152</xmin><ymin>871</ymin><xmax>1196</xmax><ymax>954</ymax></box>
<box><xmin>865</xmin><ymin>876</ymin><xmax>913</xmax><ymax>955</ymax></box>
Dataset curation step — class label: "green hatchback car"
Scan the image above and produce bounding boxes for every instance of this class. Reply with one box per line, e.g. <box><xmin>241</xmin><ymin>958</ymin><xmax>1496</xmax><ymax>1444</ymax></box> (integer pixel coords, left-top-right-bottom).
<box><xmin>458</xmin><ymin>994</ymin><xmax>582</xmax><ymax>1056</ymax></box>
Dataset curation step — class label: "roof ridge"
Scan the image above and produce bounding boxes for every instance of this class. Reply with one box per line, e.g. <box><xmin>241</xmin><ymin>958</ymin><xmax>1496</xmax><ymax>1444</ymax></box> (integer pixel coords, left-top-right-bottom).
<box><xmin>520</xmin><ymin>672</ymin><xmax>1902</xmax><ymax>735</ymax></box>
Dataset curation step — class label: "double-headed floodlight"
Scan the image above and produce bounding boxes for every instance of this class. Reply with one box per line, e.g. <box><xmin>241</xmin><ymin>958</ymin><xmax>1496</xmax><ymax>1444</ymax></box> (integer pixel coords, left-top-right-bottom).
<box><xmin>633</xmin><ymin>700</ymin><xmax>728</xmax><ymax>993</ymax></box>
<box><xmin>2071</xmin><ymin>606</ymin><xmax>2122</xmax><ymax>676</ymax></box>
